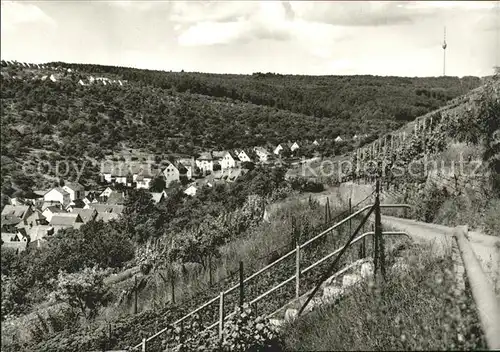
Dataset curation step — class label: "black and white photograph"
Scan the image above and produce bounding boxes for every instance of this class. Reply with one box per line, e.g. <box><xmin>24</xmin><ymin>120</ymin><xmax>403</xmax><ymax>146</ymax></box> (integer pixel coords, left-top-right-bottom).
<box><xmin>1</xmin><ymin>1</ymin><xmax>499</xmax><ymax>351</ymax></box>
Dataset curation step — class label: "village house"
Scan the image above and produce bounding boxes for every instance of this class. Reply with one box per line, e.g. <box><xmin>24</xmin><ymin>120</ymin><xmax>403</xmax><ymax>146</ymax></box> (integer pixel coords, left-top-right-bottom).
<box><xmin>212</xmin><ymin>151</ymin><xmax>225</xmax><ymax>160</ymax></box>
<box><xmin>65</xmin><ymin>198</ymin><xmax>86</xmax><ymax>212</ymax></box>
<box><xmin>105</xmin><ymin>191</ymin><xmax>126</xmax><ymax>205</ymax></box>
<box><xmin>227</xmin><ymin>168</ymin><xmax>244</xmax><ymax>182</ymax></box>
<box><xmin>50</xmin><ymin>213</ymin><xmax>84</xmax><ymax>233</ymax></box>
<box><xmin>162</xmin><ymin>161</ymin><xmax>180</xmax><ymax>186</ymax></box>
<box><xmin>1</xmin><ymin>204</ymin><xmax>33</xmax><ymax>222</ymax></box>
<box><xmin>221</xmin><ymin>151</ymin><xmax>241</xmax><ymax>170</ymax></box>
<box><xmin>42</xmin><ymin>206</ymin><xmax>67</xmax><ymax>223</ymax></box>
<box><xmin>100</xmin><ymin>187</ymin><xmax>114</xmax><ymax>199</ymax></box>
<box><xmin>1</xmin><ymin>215</ymin><xmax>23</xmax><ymax>233</ymax></box>
<box><xmin>135</xmin><ymin>174</ymin><xmax>153</xmax><ymax>189</ymax></box>
<box><xmin>16</xmin><ymin>209</ymin><xmax>48</xmax><ymax>229</ymax></box>
<box><xmin>335</xmin><ymin>136</ymin><xmax>343</xmax><ymax>143</ymax></box>
<box><xmin>313</xmin><ymin>140</ymin><xmax>320</xmax><ymax>146</ymax></box>
<box><xmin>150</xmin><ymin>191</ymin><xmax>167</xmax><ymax>204</ymax></box>
<box><xmin>43</xmin><ymin>187</ymin><xmax>71</xmax><ymax>207</ymax></box>
<box><xmin>70</xmin><ymin>208</ymin><xmax>97</xmax><ymax>223</ymax></box>
<box><xmin>62</xmin><ymin>182</ymin><xmax>85</xmax><ymax>201</ymax></box>
<box><xmin>83</xmin><ymin>191</ymin><xmax>100</xmax><ymax>206</ymax></box>
<box><xmin>100</xmin><ymin>164</ymin><xmax>129</xmax><ymax>185</ymax></box>
<box><xmin>253</xmin><ymin>147</ymin><xmax>270</xmax><ymax>163</ymax></box>
<box><xmin>131</xmin><ymin>165</ymin><xmax>155</xmax><ymax>189</ymax></box>
<box><xmin>196</xmin><ymin>152</ymin><xmax>214</xmax><ymax>173</ymax></box>
<box><xmin>236</xmin><ymin>149</ymin><xmax>252</xmax><ymax>163</ymax></box>
<box><xmin>178</xmin><ymin>158</ymin><xmax>195</xmax><ymax>180</ymax></box>
<box><xmin>8</xmin><ymin>193</ymin><xmax>44</xmax><ymax>207</ymax></box>
<box><xmin>1</xmin><ymin>231</ymin><xmax>29</xmax><ymax>252</ymax></box>
<box><xmin>101</xmin><ymin>163</ymin><xmax>155</xmax><ymax>188</ymax></box>
<box><xmin>95</xmin><ymin>212</ymin><xmax>119</xmax><ymax>222</ymax></box>
<box><xmin>274</xmin><ymin>143</ymin><xmax>292</xmax><ymax>156</ymax></box>
<box><xmin>25</xmin><ymin>225</ymin><xmax>55</xmax><ymax>248</ymax></box>
<box><xmin>184</xmin><ymin>184</ymin><xmax>198</xmax><ymax>197</ymax></box>
<box><xmin>290</xmin><ymin>142</ymin><xmax>300</xmax><ymax>152</ymax></box>
<box><xmin>88</xmin><ymin>204</ymin><xmax>124</xmax><ymax>215</ymax></box>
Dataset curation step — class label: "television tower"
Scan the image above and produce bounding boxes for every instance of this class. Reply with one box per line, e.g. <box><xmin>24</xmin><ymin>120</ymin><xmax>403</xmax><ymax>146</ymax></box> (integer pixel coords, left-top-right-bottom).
<box><xmin>442</xmin><ymin>26</ymin><xmax>447</xmax><ymax>76</ymax></box>
<box><xmin>496</xmin><ymin>0</ymin><xmax>499</xmax><ymax>74</ymax></box>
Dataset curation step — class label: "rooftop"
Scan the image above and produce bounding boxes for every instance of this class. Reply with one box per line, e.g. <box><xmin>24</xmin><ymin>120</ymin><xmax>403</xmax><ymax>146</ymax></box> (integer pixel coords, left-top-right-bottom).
<box><xmin>1</xmin><ymin>205</ymin><xmax>30</xmax><ymax>218</ymax></box>
<box><xmin>50</xmin><ymin>213</ymin><xmax>82</xmax><ymax>226</ymax></box>
<box><xmin>64</xmin><ymin>182</ymin><xmax>85</xmax><ymax>191</ymax></box>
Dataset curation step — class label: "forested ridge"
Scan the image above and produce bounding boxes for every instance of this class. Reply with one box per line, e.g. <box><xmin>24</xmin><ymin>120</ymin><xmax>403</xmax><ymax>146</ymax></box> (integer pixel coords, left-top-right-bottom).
<box><xmin>51</xmin><ymin>61</ymin><xmax>481</xmax><ymax>122</ymax></box>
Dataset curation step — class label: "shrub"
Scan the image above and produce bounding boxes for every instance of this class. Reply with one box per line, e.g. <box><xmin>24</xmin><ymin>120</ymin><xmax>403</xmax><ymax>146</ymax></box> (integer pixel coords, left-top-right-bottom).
<box><xmin>289</xmin><ymin>177</ymin><xmax>324</xmax><ymax>193</ymax></box>
<box><xmin>415</xmin><ymin>182</ymin><xmax>449</xmax><ymax>223</ymax></box>
<box><xmin>51</xmin><ymin>266</ymin><xmax>110</xmax><ymax>319</ymax></box>
<box><xmin>483</xmin><ymin>198</ymin><xmax>500</xmax><ymax>237</ymax></box>
<box><xmin>165</xmin><ymin>305</ymin><xmax>284</xmax><ymax>351</ymax></box>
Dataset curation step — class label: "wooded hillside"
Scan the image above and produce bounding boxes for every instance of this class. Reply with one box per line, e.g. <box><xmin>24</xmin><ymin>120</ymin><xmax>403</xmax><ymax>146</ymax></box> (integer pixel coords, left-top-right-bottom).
<box><xmin>0</xmin><ymin>62</ymin><xmax>481</xmax><ymax>194</ymax></box>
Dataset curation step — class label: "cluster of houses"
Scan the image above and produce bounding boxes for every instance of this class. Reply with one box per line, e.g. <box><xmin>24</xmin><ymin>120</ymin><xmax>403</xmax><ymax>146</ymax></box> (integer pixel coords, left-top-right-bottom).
<box><xmin>1</xmin><ymin>60</ymin><xmax>54</xmax><ymax>70</ymax></box>
<box><xmin>0</xmin><ymin>182</ymin><xmax>167</xmax><ymax>252</ymax></box>
<box><xmin>100</xmin><ymin>141</ymin><xmax>318</xmax><ymax>193</ymax></box>
<box><xmin>0</xmin><ymin>60</ymin><xmax>126</xmax><ymax>86</ymax></box>
<box><xmin>0</xmin><ymin>142</ymin><xmax>309</xmax><ymax>251</ymax></box>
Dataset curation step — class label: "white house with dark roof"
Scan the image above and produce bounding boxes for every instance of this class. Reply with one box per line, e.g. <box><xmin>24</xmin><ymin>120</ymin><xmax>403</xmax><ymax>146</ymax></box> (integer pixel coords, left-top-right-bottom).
<box><xmin>162</xmin><ymin>161</ymin><xmax>180</xmax><ymax>186</ymax></box>
<box><xmin>63</xmin><ymin>182</ymin><xmax>85</xmax><ymax>201</ymax></box>
<box><xmin>100</xmin><ymin>187</ymin><xmax>113</xmax><ymax>198</ymax></box>
<box><xmin>221</xmin><ymin>151</ymin><xmax>240</xmax><ymax>170</ymax></box>
<box><xmin>43</xmin><ymin>188</ymin><xmax>71</xmax><ymax>207</ymax></box>
<box><xmin>100</xmin><ymin>162</ymin><xmax>154</xmax><ymax>187</ymax></box>
<box><xmin>274</xmin><ymin>144</ymin><xmax>291</xmax><ymax>155</ymax></box>
<box><xmin>195</xmin><ymin>152</ymin><xmax>214</xmax><ymax>173</ymax></box>
<box><xmin>178</xmin><ymin>158</ymin><xmax>195</xmax><ymax>179</ymax></box>
<box><xmin>136</xmin><ymin>174</ymin><xmax>153</xmax><ymax>189</ymax></box>
<box><xmin>150</xmin><ymin>191</ymin><xmax>167</xmax><ymax>204</ymax></box>
<box><xmin>253</xmin><ymin>147</ymin><xmax>270</xmax><ymax>162</ymax></box>
<box><xmin>42</xmin><ymin>206</ymin><xmax>66</xmax><ymax>223</ymax></box>
<box><xmin>236</xmin><ymin>150</ymin><xmax>252</xmax><ymax>163</ymax></box>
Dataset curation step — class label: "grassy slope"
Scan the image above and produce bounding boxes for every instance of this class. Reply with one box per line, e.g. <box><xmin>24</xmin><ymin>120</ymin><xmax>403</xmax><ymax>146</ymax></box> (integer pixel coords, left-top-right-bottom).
<box><xmin>283</xmin><ymin>242</ymin><xmax>485</xmax><ymax>351</ymax></box>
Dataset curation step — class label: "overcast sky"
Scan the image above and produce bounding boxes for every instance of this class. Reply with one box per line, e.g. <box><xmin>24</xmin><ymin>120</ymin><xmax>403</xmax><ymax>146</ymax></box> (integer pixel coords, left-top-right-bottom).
<box><xmin>1</xmin><ymin>1</ymin><xmax>499</xmax><ymax>77</ymax></box>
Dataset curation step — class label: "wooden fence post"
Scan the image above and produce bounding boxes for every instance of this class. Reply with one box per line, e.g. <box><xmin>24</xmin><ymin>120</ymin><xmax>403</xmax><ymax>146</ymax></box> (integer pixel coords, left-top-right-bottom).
<box><xmin>209</xmin><ymin>254</ymin><xmax>213</xmax><ymax>286</ymax></box>
<box><xmin>239</xmin><ymin>261</ymin><xmax>244</xmax><ymax>308</ymax></box>
<box><xmin>134</xmin><ymin>276</ymin><xmax>138</xmax><ymax>315</ymax></box>
<box><xmin>349</xmin><ymin>197</ymin><xmax>352</xmax><ymax>235</ymax></box>
<box><xmin>180</xmin><ymin>320</ymin><xmax>184</xmax><ymax>345</ymax></box>
<box><xmin>171</xmin><ymin>278</ymin><xmax>175</xmax><ymax>304</ymax></box>
<box><xmin>295</xmin><ymin>241</ymin><xmax>300</xmax><ymax>299</ymax></box>
<box><xmin>219</xmin><ymin>291</ymin><xmax>225</xmax><ymax>340</ymax></box>
<box><xmin>373</xmin><ymin>180</ymin><xmax>386</xmax><ymax>281</ymax></box>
